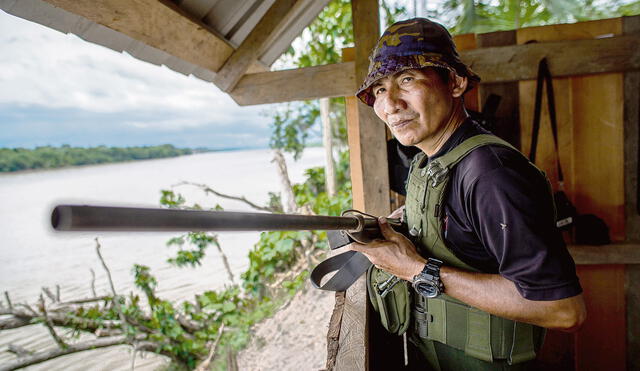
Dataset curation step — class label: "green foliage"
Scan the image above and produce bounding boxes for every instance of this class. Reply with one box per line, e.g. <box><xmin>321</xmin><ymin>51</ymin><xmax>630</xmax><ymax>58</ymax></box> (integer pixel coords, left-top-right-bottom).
<box><xmin>425</xmin><ymin>0</ymin><xmax>640</xmax><ymax>34</ymax></box>
<box><xmin>269</xmin><ymin>0</ymin><xmax>404</xmax><ymax>159</ymax></box>
<box><xmin>134</xmin><ymin>264</ymin><xmax>159</xmax><ymax>307</ymax></box>
<box><xmin>268</xmin><ymin>104</ymin><xmax>318</xmax><ymax>160</ymax></box>
<box><xmin>166</xmin><ymin>232</ymin><xmax>219</xmax><ymax>268</ymax></box>
<box><xmin>0</xmin><ymin>144</ymin><xmax>194</xmax><ymax>172</ymax></box>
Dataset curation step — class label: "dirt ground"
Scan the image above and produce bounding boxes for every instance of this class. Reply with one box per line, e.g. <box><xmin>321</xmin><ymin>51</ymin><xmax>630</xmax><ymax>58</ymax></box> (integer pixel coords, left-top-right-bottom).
<box><xmin>237</xmin><ymin>282</ymin><xmax>336</xmax><ymax>371</ymax></box>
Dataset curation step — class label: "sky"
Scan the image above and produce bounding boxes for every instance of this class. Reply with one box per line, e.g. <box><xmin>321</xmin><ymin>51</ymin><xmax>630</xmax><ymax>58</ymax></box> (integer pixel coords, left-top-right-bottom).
<box><xmin>0</xmin><ymin>10</ymin><xmax>274</xmax><ymax>150</ymax></box>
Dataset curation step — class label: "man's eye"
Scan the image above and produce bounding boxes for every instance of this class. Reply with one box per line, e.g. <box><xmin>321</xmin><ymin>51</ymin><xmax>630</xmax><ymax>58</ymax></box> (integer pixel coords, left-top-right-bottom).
<box><xmin>401</xmin><ymin>76</ymin><xmax>413</xmax><ymax>83</ymax></box>
<box><xmin>374</xmin><ymin>87</ymin><xmax>386</xmax><ymax>96</ymax></box>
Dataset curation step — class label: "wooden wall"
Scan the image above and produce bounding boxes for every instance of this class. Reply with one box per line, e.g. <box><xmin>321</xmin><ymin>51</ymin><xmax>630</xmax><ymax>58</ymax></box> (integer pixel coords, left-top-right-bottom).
<box><xmin>514</xmin><ymin>19</ymin><xmax>628</xmax><ymax>371</ymax></box>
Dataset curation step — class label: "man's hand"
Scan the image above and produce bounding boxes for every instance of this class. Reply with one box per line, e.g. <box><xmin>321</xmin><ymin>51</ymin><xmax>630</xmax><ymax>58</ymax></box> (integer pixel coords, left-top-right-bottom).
<box><xmin>349</xmin><ymin>217</ymin><xmax>426</xmax><ymax>281</ymax></box>
<box><xmin>387</xmin><ymin>205</ymin><xmax>405</xmax><ymax>220</ymax></box>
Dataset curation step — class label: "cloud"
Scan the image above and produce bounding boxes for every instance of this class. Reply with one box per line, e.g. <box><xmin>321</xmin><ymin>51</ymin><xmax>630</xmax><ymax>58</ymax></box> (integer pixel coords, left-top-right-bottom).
<box><xmin>0</xmin><ymin>105</ymin><xmax>272</xmax><ymax>149</ymax></box>
<box><xmin>0</xmin><ymin>10</ymin><xmax>274</xmax><ymax>147</ymax></box>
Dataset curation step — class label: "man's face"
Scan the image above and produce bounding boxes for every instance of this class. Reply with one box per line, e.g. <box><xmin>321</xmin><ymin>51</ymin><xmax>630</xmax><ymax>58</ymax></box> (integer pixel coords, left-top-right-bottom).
<box><xmin>372</xmin><ymin>68</ymin><xmax>465</xmax><ymax>148</ymax></box>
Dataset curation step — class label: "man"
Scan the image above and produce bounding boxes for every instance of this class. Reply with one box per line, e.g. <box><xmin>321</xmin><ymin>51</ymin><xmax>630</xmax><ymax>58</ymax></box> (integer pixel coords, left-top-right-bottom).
<box><xmin>350</xmin><ymin>18</ymin><xmax>586</xmax><ymax>369</ymax></box>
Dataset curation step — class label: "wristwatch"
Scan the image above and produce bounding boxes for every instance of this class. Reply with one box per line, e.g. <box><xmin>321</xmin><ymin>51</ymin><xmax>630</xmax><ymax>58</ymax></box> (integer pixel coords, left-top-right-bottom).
<box><xmin>412</xmin><ymin>258</ymin><xmax>444</xmax><ymax>298</ymax></box>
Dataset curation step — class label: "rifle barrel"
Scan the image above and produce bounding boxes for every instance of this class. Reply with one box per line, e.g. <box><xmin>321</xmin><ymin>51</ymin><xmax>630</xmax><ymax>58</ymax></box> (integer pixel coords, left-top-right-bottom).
<box><xmin>51</xmin><ymin>205</ymin><xmax>365</xmax><ymax>232</ymax></box>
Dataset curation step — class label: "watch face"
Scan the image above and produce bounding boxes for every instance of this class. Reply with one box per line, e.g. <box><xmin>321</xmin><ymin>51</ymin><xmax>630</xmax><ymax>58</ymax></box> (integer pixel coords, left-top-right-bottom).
<box><xmin>415</xmin><ymin>281</ymin><xmax>440</xmax><ymax>298</ymax></box>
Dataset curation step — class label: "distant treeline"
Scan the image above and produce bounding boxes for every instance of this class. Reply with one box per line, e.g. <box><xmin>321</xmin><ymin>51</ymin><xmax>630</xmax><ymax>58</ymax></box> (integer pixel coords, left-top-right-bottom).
<box><xmin>0</xmin><ymin>144</ymin><xmax>197</xmax><ymax>172</ymax></box>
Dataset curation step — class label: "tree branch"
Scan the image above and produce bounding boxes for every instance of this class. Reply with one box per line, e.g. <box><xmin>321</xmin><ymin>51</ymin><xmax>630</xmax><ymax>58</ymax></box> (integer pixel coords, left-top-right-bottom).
<box><xmin>212</xmin><ymin>238</ymin><xmax>235</xmax><ymax>285</ymax></box>
<box><xmin>95</xmin><ymin>238</ymin><xmax>117</xmax><ymax>297</ymax></box>
<box><xmin>42</xmin><ymin>287</ymin><xmax>57</xmax><ymax>303</ymax></box>
<box><xmin>4</xmin><ymin>291</ymin><xmax>12</xmax><ymax>310</ymax></box>
<box><xmin>95</xmin><ymin>238</ymin><xmax>130</xmax><ymax>336</ymax></box>
<box><xmin>173</xmin><ymin>181</ymin><xmax>275</xmax><ymax>212</ymax></box>
<box><xmin>39</xmin><ymin>294</ymin><xmax>67</xmax><ymax>349</ymax></box>
<box><xmin>195</xmin><ymin>323</ymin><xmax>225</xmax><ymax>371</ymax></box>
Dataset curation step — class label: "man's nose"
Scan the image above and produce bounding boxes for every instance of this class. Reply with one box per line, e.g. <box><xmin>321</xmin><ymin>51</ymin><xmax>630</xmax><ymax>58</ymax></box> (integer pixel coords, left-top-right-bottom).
<box><xmin>383</xmin><ymin>88</ymin><xmax>407</xmax><ymax>114</ymax></box>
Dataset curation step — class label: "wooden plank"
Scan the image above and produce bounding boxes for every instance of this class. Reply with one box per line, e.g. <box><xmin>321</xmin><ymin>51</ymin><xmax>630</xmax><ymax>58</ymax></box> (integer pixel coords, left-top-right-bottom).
<box><xmin>626</xmin><ymin>266</ymin><xmax>640</xmax><ymax>371</ymax></box>
<box><xmin>213</xmin><ymin>0</ymin><xmax>298</xmax><ymax>92</ymax></box>
<box><xmin>334</xmin><ymin>2</ymin><xmax>385</xmax><ymax>370</ymax></box>
<box><xmin>575</xmin><ymin>265</ymin><xmax>626</xmax><ymax>371</ymax></box>
<box><xmin>568</xmin><ymin>244</ymin><xmax>640</xmax><ymax>264</ymax></box>
<box><xmin>571</xmin><ymin>73</ymin><xmax>625</xmax><ymax>240</ymax></box>
<box><xmin>462</xmin><ymin>35</ymin><xmax>640</xmax><ymax>84</ymax></box>
<box><xmin>230</xmin><ymin>62</ymin><xmax>355</xmax><ymax>106</ymax></box>
<box><xmin>41</xmin><ymin>0</ymin><xmax>234</xmax><ymax>72</ymax></box>
<box><xmin>623</xmin><ymin>16</ymin><xmax>640</xmax><ymax>371</ymax></box>
<box><xmin>624</xmin><ymin>16</ymin><xmax>640</xmax><ymax>242</ymax></box>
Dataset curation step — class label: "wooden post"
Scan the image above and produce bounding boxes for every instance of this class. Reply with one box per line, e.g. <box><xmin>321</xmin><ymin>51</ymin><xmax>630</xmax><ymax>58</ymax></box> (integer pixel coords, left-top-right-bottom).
<box><xmin>623</xmin><ymin>15</ymin><xmax>640</xmax><ymax>371</ymax></box>
<box><xmin>335</xmin><ymin>1</ymin><xmax>388</xmax><ymax>370</ymax></box>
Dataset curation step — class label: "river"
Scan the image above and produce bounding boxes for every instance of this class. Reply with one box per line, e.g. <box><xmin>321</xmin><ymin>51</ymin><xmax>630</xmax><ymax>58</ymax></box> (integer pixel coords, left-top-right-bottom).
<box><xmin>0</xmin><ymin>147</ymin><xmax>326</xmax><ymax>370</ymax></box>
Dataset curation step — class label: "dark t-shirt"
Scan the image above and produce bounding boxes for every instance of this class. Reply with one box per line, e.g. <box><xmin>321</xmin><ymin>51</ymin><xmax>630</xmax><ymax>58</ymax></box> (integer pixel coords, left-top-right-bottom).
<box><xmin>420</xmin><ymin>119</ymin><xmax>582</xmax><ymax>301</ymax></box>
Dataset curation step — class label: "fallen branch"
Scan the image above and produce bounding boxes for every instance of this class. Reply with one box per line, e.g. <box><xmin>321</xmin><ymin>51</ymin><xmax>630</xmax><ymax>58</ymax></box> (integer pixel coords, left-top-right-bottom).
<box><xmin>0</xmin><ymin>305</ymin><xmax>120</xmax><ymax>331</ymax></box>
<box><xmin>0</xmin><ymin>336</ymin><xmax>132</xmax><ymax>371</ymax></box>
<box><xmin>52</xmin><ymin>295</ymin><xmax>110</xmax><ymax>308</ymax></box>
<box><xmin>39</xmin><ymin>294</ymin><xmax>67</xmax><ymax>349</ymax></box>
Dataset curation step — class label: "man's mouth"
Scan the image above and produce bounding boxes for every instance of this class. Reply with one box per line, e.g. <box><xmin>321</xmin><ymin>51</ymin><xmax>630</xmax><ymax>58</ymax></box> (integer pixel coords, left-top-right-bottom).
<box><xmin>389</xmin><ymin>119</ymin><xmax>414</xmax><ymax>130</ymax></box>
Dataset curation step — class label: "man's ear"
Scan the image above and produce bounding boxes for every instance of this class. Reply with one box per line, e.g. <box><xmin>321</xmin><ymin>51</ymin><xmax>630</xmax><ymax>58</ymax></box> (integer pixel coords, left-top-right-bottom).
<box><xmin>451</xmin><ymin>73</ymin><xmax>468</xmax><ymax>98</ymax></box>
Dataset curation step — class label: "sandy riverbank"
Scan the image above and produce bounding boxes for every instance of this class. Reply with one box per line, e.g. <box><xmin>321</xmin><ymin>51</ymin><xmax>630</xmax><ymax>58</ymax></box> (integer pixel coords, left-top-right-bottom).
<box><xmin>237</xmin><ymin>282</ymin><xmax>335</xmax><ymax>370</ymax></box>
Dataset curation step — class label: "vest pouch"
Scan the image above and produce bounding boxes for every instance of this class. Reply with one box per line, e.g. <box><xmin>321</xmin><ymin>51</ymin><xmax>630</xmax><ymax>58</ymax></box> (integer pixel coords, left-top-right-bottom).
<box><xmin>366</xmin><ymin>265</ymin><xmax>411</xmax><ymax>335</ymax></box>
<box><xmin>412</xmin><ymin>293</ymin><xmax>544</xmax><ymax>365</ymax></box>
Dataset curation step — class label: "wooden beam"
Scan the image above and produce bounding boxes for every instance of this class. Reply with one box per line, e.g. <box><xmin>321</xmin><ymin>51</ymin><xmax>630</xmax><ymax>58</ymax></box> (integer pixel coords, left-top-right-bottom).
<box><xmin>230</xmin><ymin>62</ymin><xmax>356</xmax><ymax>106</ymax></box>
<box><xmin>41</xmin><ymin>0</ymin><xmax>234</xmax><ymax>72</ymax></box>
<box><xmin>213</xmin><ymin>0</ymin><xmax>298</xmax><ymax>92</ymax></box>
<box><xmin>464</xmin><ymin>34</ymin><xmax>640</xmax><ymax>83</ymax></box>
<box><xmin>569</xmin><ymin>244</ymin><xmax>640</xmax><ymax>265</ymax></box>
<box><xmin>228</xmin><ymin>35</ymin><xmax>640</xmax><ymax>106</ymax></box>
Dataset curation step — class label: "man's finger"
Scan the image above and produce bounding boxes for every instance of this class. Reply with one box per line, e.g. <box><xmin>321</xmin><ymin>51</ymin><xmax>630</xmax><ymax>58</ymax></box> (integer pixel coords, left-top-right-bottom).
<box><xmin>348</xmin><ymin>242</ymin><xmax>367</xmax><ymax>253</ymax></box>
<box><xmin>378</xmin><ymin>216</ymin><xmax>401</xmax><ymax>242</ymax></box>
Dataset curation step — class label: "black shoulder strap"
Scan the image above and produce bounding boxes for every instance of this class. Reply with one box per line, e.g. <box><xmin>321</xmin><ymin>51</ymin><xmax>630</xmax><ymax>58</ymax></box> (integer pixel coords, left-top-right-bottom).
<box><xmin>529</xmin><ymin>58</ymin><xmax>564</xmax><ymax>185</ymax></box>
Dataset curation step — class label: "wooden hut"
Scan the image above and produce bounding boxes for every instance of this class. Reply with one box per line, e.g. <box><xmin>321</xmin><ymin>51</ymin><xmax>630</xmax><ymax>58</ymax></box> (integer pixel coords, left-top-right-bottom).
<box><xmin>2</xmin><ymin>0</ymin><xmax>639</xmax><ymax>369</ymax></box>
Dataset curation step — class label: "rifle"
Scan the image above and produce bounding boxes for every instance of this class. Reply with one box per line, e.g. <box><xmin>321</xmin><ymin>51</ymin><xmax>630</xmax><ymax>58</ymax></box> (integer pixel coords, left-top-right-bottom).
<box><xmin>51</xmin><ymin>205</ymin><xmax>405</xmax><ymax>291</ymax></box>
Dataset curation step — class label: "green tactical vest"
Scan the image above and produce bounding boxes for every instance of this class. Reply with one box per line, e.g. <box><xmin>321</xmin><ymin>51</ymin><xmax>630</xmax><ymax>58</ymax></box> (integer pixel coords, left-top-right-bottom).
<box><xmin>404</xmin><ymin>134</ymin><xmax>546</xmax><ymax>365</ymax></box>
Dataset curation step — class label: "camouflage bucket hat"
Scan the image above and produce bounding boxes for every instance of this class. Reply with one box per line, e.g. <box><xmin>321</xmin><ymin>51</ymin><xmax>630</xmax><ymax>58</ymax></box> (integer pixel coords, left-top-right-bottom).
<box><xmin>356</xmin><ymin>18</ymin><xmax>480</xmax><ymax>106</ymax></box>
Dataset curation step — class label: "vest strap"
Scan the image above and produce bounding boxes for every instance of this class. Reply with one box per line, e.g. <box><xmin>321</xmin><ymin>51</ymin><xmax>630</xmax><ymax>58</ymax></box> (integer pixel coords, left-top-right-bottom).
<box><xmin>509</xmin><ymin>321</ymin><xmax>537</xmax><ymax>364</ymax></box>
<box><xmin>465</xmin><ymin>308</ymin><xmax>494</xmax><ymax>362</ymax></box>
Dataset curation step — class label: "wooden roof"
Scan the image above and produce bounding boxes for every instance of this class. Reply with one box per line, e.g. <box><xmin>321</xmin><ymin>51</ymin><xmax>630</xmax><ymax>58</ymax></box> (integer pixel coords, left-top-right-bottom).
<box><xmin>0</xmin><ymin>0</ymin><xmax>330</xmax><ymax>101</ymax></box>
